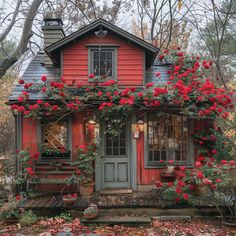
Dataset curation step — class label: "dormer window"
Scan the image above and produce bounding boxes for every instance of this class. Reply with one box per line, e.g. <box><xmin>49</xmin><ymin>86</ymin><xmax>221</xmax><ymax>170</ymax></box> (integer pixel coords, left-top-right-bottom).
<box><xmin>88</xmin><ymin>47</ymin><xmax>117</xmax><ymax>80</ymax></box>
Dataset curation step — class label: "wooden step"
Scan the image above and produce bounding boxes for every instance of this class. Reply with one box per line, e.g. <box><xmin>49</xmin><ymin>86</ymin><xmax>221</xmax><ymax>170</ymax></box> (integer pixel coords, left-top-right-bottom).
<box><xmin>30</xmin><ymin>178</ymin><xmax>75</xmax><ymax>184</ymax></box>
<box><xmin>80</xmin><ymin>216</ymin><xmax>151</xmax><ymax>226</ymax></box>
<box><xmin>35</xmin><ymin>171</ymin><xmax>74</xmax><ymax>175</ymax></box>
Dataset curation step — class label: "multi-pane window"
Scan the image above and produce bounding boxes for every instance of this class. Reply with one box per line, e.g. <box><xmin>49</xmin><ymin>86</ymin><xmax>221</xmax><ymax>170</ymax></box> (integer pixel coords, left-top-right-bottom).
<box><xmin>42</xmin><ymin>121</ymin><xmax>70</xmax><ymax>158</ymax></box>
<box><xmin>147</xmin><ymin>114</ymin><xmax>192</xmax><ymax>166</ymax></box>
<box><xmin>105</xmin><ymin>126</ymin><xmax>126</xmax><ymax>157</ymax></box>
<box><xmin>90</xmin><ymin>48</ymin><xmax>116</xmax><ymax>78</ymax></box>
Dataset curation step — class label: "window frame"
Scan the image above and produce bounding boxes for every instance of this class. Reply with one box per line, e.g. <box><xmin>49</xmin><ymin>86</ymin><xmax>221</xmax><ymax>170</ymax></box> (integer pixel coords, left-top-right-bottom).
<box><xmin>144</xmin><ymin>113</ymin><xmax>194</xmax><ymax>168</ymax></box>
<box><xmin>38</xmin><ymin>118</ymin><xmax>72</xmax><ymax>160</ymax></box>
<box><xmin>88</xmin><ymin>46</ymin><xmax>117</xmax><ymax>82</ymax></box>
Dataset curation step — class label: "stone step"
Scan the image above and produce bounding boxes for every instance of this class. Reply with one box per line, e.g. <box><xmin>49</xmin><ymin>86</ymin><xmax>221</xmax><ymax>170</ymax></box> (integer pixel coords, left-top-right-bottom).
<box><xmin>100</xmin><ymin>189</ymin><xmax>133</xmax><ymax>195</ymax></box>
<box><xmin>80</xmin><ymin>216</ymin><xmax>151</xmax><ymax>226</ymax></box>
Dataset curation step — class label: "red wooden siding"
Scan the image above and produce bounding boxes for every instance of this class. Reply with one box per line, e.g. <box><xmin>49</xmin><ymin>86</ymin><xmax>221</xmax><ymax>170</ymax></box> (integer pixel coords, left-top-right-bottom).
<box><xmin>62</xmin><ymin>31</ymin><xmax>144</xmax><ymax>86</ymax></box>
<box><xmin>72</xmin><ymin>112</ymin><xmax>86</xmax><ymax>159</ymax></box>
<box><xmin>22</xmin><ymin>118</ymin><xmax>38</xmax><ymax>154</ymax></box>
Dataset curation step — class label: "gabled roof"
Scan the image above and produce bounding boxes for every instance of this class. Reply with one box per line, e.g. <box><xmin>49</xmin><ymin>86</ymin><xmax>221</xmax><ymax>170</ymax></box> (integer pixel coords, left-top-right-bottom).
<box><xmin>45</xmin><ymin>18</ymin><xmax>159</xmax><ymax>65</ymax></box>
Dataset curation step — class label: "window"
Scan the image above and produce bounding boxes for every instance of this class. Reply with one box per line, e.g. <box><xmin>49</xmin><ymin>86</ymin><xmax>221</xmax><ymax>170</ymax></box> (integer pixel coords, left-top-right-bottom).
<box><xmin>41</xmin><ymin>121</ymin><xmax>71</xmax><ymax>158</ymax></box>
<box><xmin>146</xmin><ymin>114</ymin><xmax>193</xmax><ymax>166</ymax></box>
<box><xmin>89</xmin><ymin>48</ymin><xmax>116</xmax><ymax>78</ymax></box>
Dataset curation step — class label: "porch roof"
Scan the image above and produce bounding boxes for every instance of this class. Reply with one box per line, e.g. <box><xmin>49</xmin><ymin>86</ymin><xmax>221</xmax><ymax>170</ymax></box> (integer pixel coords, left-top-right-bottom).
<box><xmin>9</xmin><ymin>53</ymin><xmax>60</xmax><ymax>101</ymax></box>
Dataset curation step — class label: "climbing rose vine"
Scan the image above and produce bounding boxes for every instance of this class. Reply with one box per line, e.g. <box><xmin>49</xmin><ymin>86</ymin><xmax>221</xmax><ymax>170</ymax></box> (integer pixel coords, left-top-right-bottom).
<box><xmin>11</xmin><ymin>48</ymin><xmax>234</xmax><ymax>122</ymax></box>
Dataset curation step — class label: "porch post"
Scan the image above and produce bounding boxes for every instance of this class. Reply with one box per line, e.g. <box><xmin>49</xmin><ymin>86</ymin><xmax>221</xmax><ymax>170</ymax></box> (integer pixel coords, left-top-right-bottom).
<box><xmin>130</xmin><ymin>113</ymin><xmax>137</xmax><ymax>191</ymax></box>
<box><xmin>95</xmin><ymin>120</ymin><xmax>103</xmax><ymax>191</ymax></box>
<box><xmin>14</xmin><ymin>114</ymin><xmax>22</xmax><ymax>194</ymax></box>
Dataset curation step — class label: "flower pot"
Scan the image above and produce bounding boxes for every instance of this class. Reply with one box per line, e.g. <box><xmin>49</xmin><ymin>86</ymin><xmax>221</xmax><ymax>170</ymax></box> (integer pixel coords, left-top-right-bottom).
<box><xmin>191</xmin><ymin>183</ymin><xmax>208</xmax><ymax>196</ymax></box>
<box><xmin>79</xmin><ymin>183</ymin><xmax>95</xmax><ymax>196</ymax></box>
<box><xmin>3</xmin><ymin>218</ymin><xmax>18</xmax><ymax>224</ymax></box>
<box><xmin>83</xmin><ymin>212</ymin><xmax>98</xmax><ymax>220</ymax></box>
<box><xmin>63</xmin><ymin>198</ymin><xmax>77</xmax><ymax>206</ymax></box>
<box><xmin>160</xmin><ymin>172</ymin><xmax>177</xmax><ymax>183</ymax></box>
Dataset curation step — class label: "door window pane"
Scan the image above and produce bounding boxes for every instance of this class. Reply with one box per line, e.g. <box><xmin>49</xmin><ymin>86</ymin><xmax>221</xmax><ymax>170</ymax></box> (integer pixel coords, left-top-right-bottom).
<box><xmin>105</xmin><ymin>125</ymin><xmax>126</xmax><ymax>157</ymax></box>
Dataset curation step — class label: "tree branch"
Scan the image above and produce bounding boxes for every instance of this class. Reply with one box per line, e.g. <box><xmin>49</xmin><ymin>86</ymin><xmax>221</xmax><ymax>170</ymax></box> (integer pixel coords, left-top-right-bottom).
<box><xmin>0</xmin><ymin>0</ymin><xmax>22</xmax><ymax>42</ymax></box>
<box><xmin>0</xmin><ymin>0</ymin><xmax>43</xmax><ymax>78</ymax></box>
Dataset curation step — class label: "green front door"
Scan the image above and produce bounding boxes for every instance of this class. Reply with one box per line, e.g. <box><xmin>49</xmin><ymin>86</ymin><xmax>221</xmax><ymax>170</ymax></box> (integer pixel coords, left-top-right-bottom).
<box><xmin>102</xmin><ymin>125</ymin><xmax>130</xmax><ymax>189</ymax></box>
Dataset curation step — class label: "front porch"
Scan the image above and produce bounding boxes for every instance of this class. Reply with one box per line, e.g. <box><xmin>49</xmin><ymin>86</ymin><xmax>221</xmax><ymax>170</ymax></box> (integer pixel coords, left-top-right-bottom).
<box><xmin>12</xmin><ymin>191</ymin><xmax>218</xmax><ymax>218</ymax></box>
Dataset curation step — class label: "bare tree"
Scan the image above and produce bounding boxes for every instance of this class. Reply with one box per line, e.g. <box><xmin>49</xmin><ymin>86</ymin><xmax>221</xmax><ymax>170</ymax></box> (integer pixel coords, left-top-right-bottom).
<box><xmin>182</xmin><ymin>0</ymin><xmax>236</xmax><ymax>88</ymax></box>
<box><xmin>0</xmin><ymin>0</ymin><xmax>44</xmax><ymax>78</ymax></box>
<box><xmin>132</xmin><ymin>0</ymin><xmax>192</xmax><ymax>49</ymax></box>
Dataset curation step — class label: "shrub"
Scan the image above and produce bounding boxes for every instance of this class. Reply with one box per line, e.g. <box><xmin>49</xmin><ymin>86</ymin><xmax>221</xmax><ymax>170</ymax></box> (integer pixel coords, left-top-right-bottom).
<box><xmin>19</xmin><ymin>210</ymin><xmax>37</xmax><ymax>226</ymax></box>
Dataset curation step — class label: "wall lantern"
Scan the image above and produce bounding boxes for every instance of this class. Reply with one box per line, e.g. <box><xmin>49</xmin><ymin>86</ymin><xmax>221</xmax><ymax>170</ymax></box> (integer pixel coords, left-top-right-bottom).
<box><xmin>86</xmin><ymin>113</ymin><xmax>100</xmax><ymax>144</ymax></box>
<box><xmin>88</xmin><ymin>114</ymin><xmax>97</xmax><ymax>124</ymax></box>
<box><xmin>133</xmin><ymin>119</ymin><xmax>144</xmax><ymax>139</ymax></box>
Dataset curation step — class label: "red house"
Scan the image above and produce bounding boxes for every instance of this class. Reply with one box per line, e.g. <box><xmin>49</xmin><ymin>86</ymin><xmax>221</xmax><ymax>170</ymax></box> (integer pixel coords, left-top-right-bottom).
<box><xmin>9</xmin><ymin>18</ymin><xmax>205</xmax><ymax>193</ymax></box>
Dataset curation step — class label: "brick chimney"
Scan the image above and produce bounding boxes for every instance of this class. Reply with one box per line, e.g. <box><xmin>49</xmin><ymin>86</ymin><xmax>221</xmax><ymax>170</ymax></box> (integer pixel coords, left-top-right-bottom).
<box><xmin>42</xmin><ymin>16</ymin><xmax>65</xmax><ymax>67</ymax></box>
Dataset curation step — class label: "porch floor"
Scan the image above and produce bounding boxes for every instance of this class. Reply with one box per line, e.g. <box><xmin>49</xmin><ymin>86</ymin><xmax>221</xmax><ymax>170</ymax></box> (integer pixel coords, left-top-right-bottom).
<box><xmin>20</xmin><ymin>190</ymin><xmax>164</xmax><ymax>211</ymax></box>
<box><xmin>15</xmin><ymin>190</ymin><xmax>215</xmax><ymax>214</ymax></box>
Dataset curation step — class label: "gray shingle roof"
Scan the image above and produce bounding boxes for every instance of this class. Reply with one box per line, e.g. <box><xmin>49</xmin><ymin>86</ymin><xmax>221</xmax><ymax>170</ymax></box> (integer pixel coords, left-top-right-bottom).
<box><xmin>9</xmin><ymin>53</ymin><xmax>60</xmax><ymax>101</ymax></box>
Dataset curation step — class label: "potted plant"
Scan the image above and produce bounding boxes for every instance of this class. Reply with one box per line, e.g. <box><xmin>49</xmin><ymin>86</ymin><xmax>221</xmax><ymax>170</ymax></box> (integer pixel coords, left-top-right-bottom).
<box><xmin>72</xmin><ymin>145</ymin><xmax>99</xmax><ymax>196</ymax></box>
<box><xmin>159</xmin><ymin>160</ymin><xmax>177</xmax><ymax>182</ymax></box>
<box><xmin>0</xmin><ymin>207</ymin><xmax>21</xmax><ymax>224</ymax></box>
<box><xmin>83</xmin><ymin>204</ymin><xmax>98</xmax><ymax>220</ymax></box>
<box><xmin>62</xmin><ymin>193</ymin><xmax>78</xmax><ymax>206</ymax></box>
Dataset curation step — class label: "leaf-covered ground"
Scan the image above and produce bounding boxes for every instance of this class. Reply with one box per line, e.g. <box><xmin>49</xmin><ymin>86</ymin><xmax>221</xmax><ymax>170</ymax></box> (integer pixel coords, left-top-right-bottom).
<box><xmin>0</xmin><ymin>218</ymin><xmax>236</xmax><ymax>236</ymax></box>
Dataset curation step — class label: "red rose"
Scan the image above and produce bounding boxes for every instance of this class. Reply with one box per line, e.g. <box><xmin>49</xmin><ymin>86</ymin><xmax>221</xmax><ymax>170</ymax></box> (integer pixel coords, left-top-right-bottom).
<box><xmin>19</xmin><ymin>79</ymin><xmax>25</xmax><ymax>84</ymax></box>
<box><xmin>52</xmin><ymin>105</ymin><xmax>58</xmax><ymax>110</ymax></box>
<box><xmin>156</xmin><ymin>72</ymin><xmax>161</xmax><ymax>77</ymax></box>
<box><xmin>197</xmin><ymin>155</ymin><xmax>205</xmax><ymax>162</ymax></box>
<box><xmin>210</xmin><ymin>185</ymin><xmax>217</xmax><ymax>190</ymax></box>
<box><xmin>195</xmin><ymin>161</ymin><xmax>202</xmax><ymax>168</ymax></box>
<box><xmin>229</xmin><ymin>160</ymin><xmax>235</xmax><ymax>165</ymax></box>
<box><xmin>211</xmin><ymin>149</ymin><xmax>217</xmax><ymax>155</ymax></box>
<box><xmin>37</xmin><ymin>99</ymin><xmax>42</xmax><ymax>105</ymax></box>
<box><xmin>175</xmin><ymin>197</ymin><xmax>181</xmax><ymax>203</ymax></box>
<box><xmin>146</xmin><ymin>82</ymin><xmax>154</xmax><ymax>88</ymax></box>
<box><xmin>221</xmin><ymin>160</ymin><xmax>227</xmax><ymax>165</ymax></box>
<box><xmin>175</xmin><ymin>187</ymin><xmax>182</xmax><ymax>194</ymax></box>
<box><xmin>177</xmin><ymin>180</ymin><xmax>185</xmax><ymax>188</ymax></box>
<box><xmin>41</xmin><ymin>75</ymin><xmax>47</xmax><ymax>82</ymax></box>
<box><xmin>15</xmin><ymin>195</ymin><xmax>21</xmax><ymax>201</ymax></box>
<box><xmin>159</xmin><ymin>54</ymin><xmax>164</xmax><ymax>61</ymax></box>
<box><xmin>89</xmin><ymin>73</ymin><xmax>95</xmax><ymax>78</ymax></box>
<box><xmin>183</xmin><ymin>193</ymin><xmax>189</xmax><ymax>200</ymax></box>
<box><xmin>155</xmin><ymin>181</ymin><xmax>163</xmax><ymax>188</ymax></box>
<box><xmin>168</xmin><ymin>160</ymin><xmax>174</xmax><ymax>165</ymax></box>
<box><xmin>167</xmin><ymin>182</ymin><xmax>173</xmax><ymax>187</ymax></box>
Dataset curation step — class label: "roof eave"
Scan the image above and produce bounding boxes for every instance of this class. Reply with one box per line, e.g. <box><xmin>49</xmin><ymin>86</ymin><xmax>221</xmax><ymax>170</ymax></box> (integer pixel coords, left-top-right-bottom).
<box><xmin>45</xmin><ymin>19</ymin><xmax>159</xmax><ymax>55</ymax></box>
